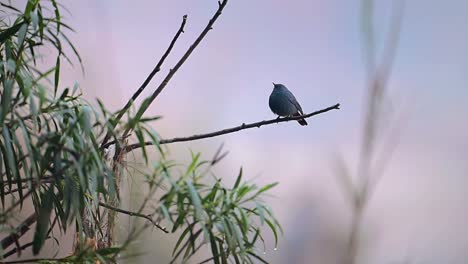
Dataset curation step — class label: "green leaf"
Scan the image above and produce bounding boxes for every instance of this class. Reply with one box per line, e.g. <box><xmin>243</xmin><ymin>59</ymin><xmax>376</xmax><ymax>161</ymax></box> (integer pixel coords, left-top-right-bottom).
<box><xmin>54</xmin><ymin>56</ymin><xmax>60</xmax><ymax>95</ymax></box>
<box><xmin>0</xmin><ymin>22</ymin><xmax>24</xmax><ymax>42</ymax></box>
<box><xmin>1</xmin><ymin>79</ymin><xmax>14</xmax><ymax>124</ymax></box>
<box><xmin>233</xmin><ymin>167</ymin><xmax>243</xmax><ymax>189</ymax></box>
<box><xmin>186</xmin><ymin>179</ymin><xmax>203</xmax><ymax>220</ymax></box>
<box><xmin>2</xmin><ymin>127</ymin><xmax>22</xmax><ymax>199</ymax></box>
<box><xmin>50</xmin><ymin>0</ymin><xmax>61</xmax><ymax>33</ymax></box>
<box><xmin>33</xmin><ymin>186</ymin><xmax>55</xmax><ymax>254</ymax></box>
<box><xmin>218</xmin><ymin>239</ymin><xmax>228</xmax><ymax>264</ymax></box>
<box><xmin>96</xmin><ymin>247</ymin><xmax>121</xmax><ymax>256</ymax></box>
<box><xmin>247</xmin><ymin>251</ymin><xmax>268</xmax><ymax>264</ymax></box>
<box><xmin>209</xmin><ymin>231</ymin><xmax>221</xmax><ymax>264</ymax></box>
<box><xmin>0</xmin><ymin>149</ymin><xmax>4</xmax><ymax>206</ymax></box>
<box><xmin>5</xmin><ymin>59</ymin><xmax>16</xmax><ymax>73</ymax></box>
<box><xmin>17</xmin><ymin>22</ymin><xmax>28</xmax><ymax>48</ymax></box>
<box><xmin>172</xmin><ymin>223</ymin><xmax>192</xmax><ymax>255</ymax></box>
<box><xmin>255</xmin><ymin>202</ymin><xmax>265</xmax><ymax>225</ymax></box>
<box><xmin>24</xmin><ymin>0</ymin><xmax>39</xmax><ymax>18</ymax></box>
<box><xmin>185</xmin><ymin>152</ymin><xmax>201</xmax><ymax>177</ymax></box>
<box><xmin>30</xmin><ymin>11</ymin><xmax>39</xmax><ymax>28</ymax></box>
<box><xmin>265</xmin><ymin>218</ymin><xmax>279</xmax><ymax>248</ymax></box>
<box><xmin>256</xmin><ymin>182</ymin><xmax>278</xmax><ymax>196</ymax></box>
<box><xmin>135</xmin><ymin>126</ymin><xmax>148</xmax><ymax>163</ymax></box>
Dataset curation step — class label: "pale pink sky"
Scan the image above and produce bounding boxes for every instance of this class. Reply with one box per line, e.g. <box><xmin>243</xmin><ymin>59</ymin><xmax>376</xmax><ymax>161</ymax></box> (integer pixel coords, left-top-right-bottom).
<box><xmin>52</xmin><ymin>0</ymin><xmax>468</xmax><ymax>263</ymax></box>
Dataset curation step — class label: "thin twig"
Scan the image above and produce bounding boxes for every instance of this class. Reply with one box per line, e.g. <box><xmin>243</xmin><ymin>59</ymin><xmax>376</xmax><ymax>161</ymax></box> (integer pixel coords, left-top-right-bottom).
<box><xmin>2</xmin><ymin>257</ymin><xmax>60</xmax><ymax>264</ymax></box>
<box><xmin>170</xmin><ymin>229</ymin><xmax>203</xmax><ymax>264</ymax></box>
<box><xmin>125</xmin><ymin>103</ymin><xmax>340</xmax><ymax>152</ymax></box>
<box><xmin>1</xmin><ymin>213</ymin><xmax>37</xmax><ymax>250</ymax></box>
<box><xmin>98</xmin><ymin>202</ymin><xmax>168</xmax><ymax>233</ymax></box>
<box><xmin>123</xmin><ymin>0</ymin><xmax>230</xmax><ymax>138</ymax></box>
<box><xmin>100</xmin><ymin>15</ymin><xmax>188</xmax><ymax>148</ymax></box>
<box><xmin>2</xmin><ymin>236</ymin><xmax>51</xmax><ymax>259</ymax></box>
<box><xmin>3</xmin><ymin>189</ymin><xmax>35</xmax><ymax>216</ymax></box>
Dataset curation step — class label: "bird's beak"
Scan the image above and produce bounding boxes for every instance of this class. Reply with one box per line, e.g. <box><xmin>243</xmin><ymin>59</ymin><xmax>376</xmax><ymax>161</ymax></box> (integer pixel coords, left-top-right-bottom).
<box><xmin>272</xmin><ymin>82</ymin><xmax>276</xmax><ymax>86</ymax></box>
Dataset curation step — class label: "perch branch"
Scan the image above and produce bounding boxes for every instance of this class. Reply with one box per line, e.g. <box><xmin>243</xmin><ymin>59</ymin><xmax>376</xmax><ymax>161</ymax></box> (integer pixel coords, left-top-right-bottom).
<box><xmin>98</xmin><ymin>202</ymin><xmax>168</xmax><ymax>233</ymax></box>
<box><xmin>124</xmin><ymin>103</ymin><xmax>340</xmax><ymax>152</ymax></box>
<box><xmin>123</xmin><ymin>0</ymin><xmax>229</xmax><ymax>137</ymax></box>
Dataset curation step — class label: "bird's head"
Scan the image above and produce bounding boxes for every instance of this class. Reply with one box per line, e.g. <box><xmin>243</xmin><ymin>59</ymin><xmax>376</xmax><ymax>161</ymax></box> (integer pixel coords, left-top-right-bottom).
<box><xmin>272</xmin><ymin>82</ymin><xmax>285</xmax><ymax>89</ymax></box>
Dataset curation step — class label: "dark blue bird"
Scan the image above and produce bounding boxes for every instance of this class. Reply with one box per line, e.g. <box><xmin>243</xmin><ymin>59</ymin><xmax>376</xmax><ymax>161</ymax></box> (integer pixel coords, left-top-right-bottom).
<box><xmin>269</xmin><ymin>83</ymin><xmax>307</xmax><ymax>126</ymax></box>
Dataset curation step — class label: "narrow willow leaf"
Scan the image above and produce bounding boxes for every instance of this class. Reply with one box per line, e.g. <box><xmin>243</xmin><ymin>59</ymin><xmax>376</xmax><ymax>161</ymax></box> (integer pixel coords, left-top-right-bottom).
<box><xmin>255</xmin><ymin>202</ymin><xmax>265</xmax><ymax>225</ymax></box>
<box><xmin>264</xmin><ymin>218</ymin><xmax>279</xmax><ymax>248</ymax></box>
<box><xmin>135</xmin><ymin>126</ymin><xmax>148</xmax><ymax>163</ymax></box>
<box><xmin>255</xmin><ymin>182</ymin><xmax>278</xmax><ymax>196</ymax></box>
<box><xmin>30</xmin><ymin>11</ymin><xmax>39</xmax><ymax>28</ymax></box>
<box><xmin>6</xmin><ymin>59</ymin><xmax>16</xmax><ymax>73</ymax></box>
<box><xmin>96</xmin><ymin>247</ymin><xmax>121</xmax><ymax>256</ymax></box>
<box><xmin>1</xmin><ymin>79</ymin><xmax>14</xmax><ymax>125</ymax></box>
<box><xmin>171</xmin><ymin>210</ymin><xmax>187</xmax><ymax>233</ymax></box>
<box><xmin>24</xmin><ymin>0</ymin><xmax>38</xmax><ymax>17</ymax></box>
<box><xmin>0</xmin><ymin>22</ymin><xmax>24</xmax><ymax>42</ymax></box>
<box><xmin>233</xmin><ymin>167</ymin><xmax>243</xmax><ymax>189</ymax></box>
<box><xmin>218</xmin><ymin>239</ymin><xmax>228</xmax><ymax>264</ymax></box>
<box><xmin>172</xmin><ymin>223</ymin><xmax>192</xmax><ymax>255</ymax></box>
<box><xmin>209</xmin><ymin>231</ymin><xmax>221</xmax><ymax>264</ymax></box>
<box><xmin>17</xmin><ymin>22</ymin><xmax>28</xmax><ymax>48</ymax></box>
<box><xmin>33</xmin><ymin>186</ymin><xmax>55</xmax><ymax>255</ymax></box>
<box><xmin>50</xmin><ymin>0</ymin><xmax>61</xmax><ymax>33</ymax></box>
<box><xmin>185</xmin><ymin>152</ymin><xmax>200</xmax><ymax>177</ymax></box>
<box><xmin>0</xmin><ymin>149</ymin><xmax>4</xmax><ymax>206</ymax></box>
<box><xmin>2</xmin><ymin>127</ymin><xmax>22</xmax><ymax>199</ymax></box>
<box><xmin>246</xmin><ymin>251</ymin><xmax>268</xmax><ymax>264</ymax></box>
<box><xmin>54</xmin><ymin>56</ymin><xmax>60</xmax><ymax>96</ymax></box>
<box><xmin>202</xmin><ymin>180</ymin><xmax>219</xmax><ymax>203</ymax></box>
<box><xmin>186</xmin><ymin>180</ymin><xmax>203</xmax><ymax>220</ymax></box>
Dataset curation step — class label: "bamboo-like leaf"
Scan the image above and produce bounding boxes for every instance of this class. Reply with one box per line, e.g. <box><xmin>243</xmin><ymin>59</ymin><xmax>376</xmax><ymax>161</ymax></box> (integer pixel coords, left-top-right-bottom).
<box><xmin>246</xmin><ymin>251</ymin><xmax>268</xmax><ymax>264</ymax></box>
<box><xmin>209</xmin><ymin>230</ymin><xmax>221</xmax><ymax>264</ymax></box>
<box><xmin>1</xmin><ymin>79</ymin><xmax>14</xmax><ymax>124</ymax></box>
<box><xmin>135</xmin><ymin>126</ymin><xmax>148</xmax><ymax>163</ymax></box>
<box><xmin>185</xmin><ymin>152</ymin><xmax>201</xmax><ymax>177</ymax></box>
<box><xmin>17</xmin><ymin>22</ymin><xmax>28</xmax><ymax>48</ymax></box>
<box><xmin>33</xmin><ymin>186</ymin><xmax>55</xmax><ymax>254</ymax></box>
<box><xmin>0</xmin><ymin>149</ymin><xmax>4</xmax><ymax>206</ymax></box>
<box><xmin>54</xmin><ymin>56</ymin><xmax>60</xmax><ymax>95</ymax></box>
<box><xmin>264</xmin><ymin>218</ymin><xmax>279</xmax><ymax>248</ymax></box>
<box><xmin>2</xmin><ymin>127</ymin><xmax>22</xmax><ymax>200</ymax></box>
<box><xmin>186</xmin><ymin>179</ymin><xmax>203</xmax><ymax>220</ymax></box>
<box><xmin>255</xmin><ymin>202</ymin><xmax>265</xmax><ymax>225</ymax></box>
<box><xmin>233</xmin><ymin>167</ymin><xmax>243</xmax><ymax>189</ymax></box>
<box><xmin>0</xmin><ymin>22</ymin><xmax>24</xmax><ymax>42</ymax></box>
<box><xmin>172</xmin><ymin>223</ymin><xmax>192</xmax><ymax>255</ymax></box>
<box><xmin>50</xmin><ymin>0</ymin><xmax>61</xmax><ymax>33</ymax></box>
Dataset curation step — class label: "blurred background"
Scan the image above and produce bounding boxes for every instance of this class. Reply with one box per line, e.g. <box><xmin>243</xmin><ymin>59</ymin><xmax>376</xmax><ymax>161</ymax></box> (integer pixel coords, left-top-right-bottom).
<box><xmin>54</xmin><ymin>0</ymin><xmax>468</xmax><ymax>263</ymax></box>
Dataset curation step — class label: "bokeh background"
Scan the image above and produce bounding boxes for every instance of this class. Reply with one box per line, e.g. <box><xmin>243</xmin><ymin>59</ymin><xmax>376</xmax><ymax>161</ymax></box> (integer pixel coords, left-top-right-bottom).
<box><xmin>53</xmin><ymin>0</ymin><xmax>468</xmax><ymax>263</ymax></box>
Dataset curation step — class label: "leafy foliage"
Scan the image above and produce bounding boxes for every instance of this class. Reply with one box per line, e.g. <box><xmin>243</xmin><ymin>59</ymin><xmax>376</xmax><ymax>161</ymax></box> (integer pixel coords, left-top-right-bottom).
<box><xmin>0</xmin><ymin>0</ymin><xmax>282</xmax><ymax>263</ymax></box>
<box><xmin>158</xmin><ymin>155</ymin><xmax>282</xmax><ymax>264</ymax></box>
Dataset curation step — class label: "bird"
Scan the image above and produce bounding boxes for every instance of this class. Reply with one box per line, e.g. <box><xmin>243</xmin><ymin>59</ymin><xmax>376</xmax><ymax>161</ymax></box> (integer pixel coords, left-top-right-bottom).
<box><xmin>269</xmin><ymin>83</ymin><xmax>308</xmax><ymax>126</ymax></box>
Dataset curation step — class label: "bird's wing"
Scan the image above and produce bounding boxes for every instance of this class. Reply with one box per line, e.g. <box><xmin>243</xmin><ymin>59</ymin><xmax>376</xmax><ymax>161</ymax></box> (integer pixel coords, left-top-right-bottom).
<box><xmin>285</xmin><ymin>91</ymin><xmax>304</xmax><ymax>114</ymax></box>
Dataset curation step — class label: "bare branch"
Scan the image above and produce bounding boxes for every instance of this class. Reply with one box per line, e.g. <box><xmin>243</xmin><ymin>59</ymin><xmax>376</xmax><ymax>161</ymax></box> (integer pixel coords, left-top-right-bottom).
<box><xmin>2</xmin><ymin>258</ymin><xmax>60</xmax><ymax>264</ymax></box>
<box><xmin>2</xmin><ymin>236</ymin><xmax>51</xmax><ymax>259</ymax></box>
<box><xmin>123</xmin><ymin>0</ymin><xmax>230</xmax><ymax>137</ymax></box>
<box><xmin>98</xmin><ymin>202</ymin><xmax>168</xmax><ymax>233</ymax></box>
<box><xmin>101</xmin><ymin>15</ymin><xmax>188</xmax><ymax>148</ymax></box>
<box><xmin>124</xmin><ymin>103</ymin><xmax>340</xmax><ymax>152</ymax></box>
<box><xmin>1</xmin><ymin>213</ymin><xmax>37</xmax><ymax>250</ymax></box>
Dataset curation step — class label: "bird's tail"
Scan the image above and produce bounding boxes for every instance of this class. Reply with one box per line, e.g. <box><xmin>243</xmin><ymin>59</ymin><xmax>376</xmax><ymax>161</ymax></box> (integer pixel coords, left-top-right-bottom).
<box><xmin>293</xmin><ymin>113</ymin><xmax>308</xmax><ymax>126</ymax></box>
